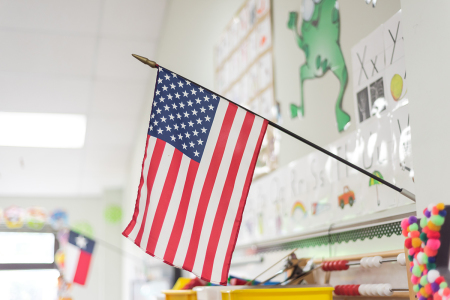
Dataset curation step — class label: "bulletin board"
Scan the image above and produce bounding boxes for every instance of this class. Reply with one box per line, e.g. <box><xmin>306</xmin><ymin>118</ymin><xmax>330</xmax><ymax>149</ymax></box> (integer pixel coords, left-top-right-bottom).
<box><xmin>235</xmin><ymin>9</ymin><xmax>415</xmax><ymax>246</ymax></box>
<box><xmin>214</xmin><ymin>0</ymin><xmax>279</xmax><ymax>176</ymax></box>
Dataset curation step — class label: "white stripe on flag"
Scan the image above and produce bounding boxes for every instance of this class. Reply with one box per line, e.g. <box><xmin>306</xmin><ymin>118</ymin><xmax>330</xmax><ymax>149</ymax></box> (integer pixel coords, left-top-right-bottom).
<box><xmin>64</xmin><ymin>243</ymin><xmax>81</xmax><ymax>282</ymax></box>
<box><xmin>153</xmin><ymin>154</ymin><xmax>191</xmax><ymax>259</ymax></box>
<box><xmin>139</xmin><ymin>144</ymin><xmax>175</xmax><ymax>251</ymax></box>
<box><xmin>191</xmin><ymin>107</ymin><xmax>247</xmax><ymax>276</ymax></box>
<box><xmin>128</xmin><ymin>137</ymin><xmax>157</xmax><ymax>241</ymax></box>
<box><xmin>172</xmin><ymin>98</ymin><xmax>229</xmax><ymax>268</ymax></box>
<box><xmin>210</xmin><ymin>116</ymin><xmax>264</xmax><ymax>283</ymax></box>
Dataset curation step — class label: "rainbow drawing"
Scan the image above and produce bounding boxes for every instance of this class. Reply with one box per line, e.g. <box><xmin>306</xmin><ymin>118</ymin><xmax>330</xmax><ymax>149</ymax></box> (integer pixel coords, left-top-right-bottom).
<box><xmin>291</xmin><ymin>201</ymin><xmax>307</xmax><ymax>216</ymax></box>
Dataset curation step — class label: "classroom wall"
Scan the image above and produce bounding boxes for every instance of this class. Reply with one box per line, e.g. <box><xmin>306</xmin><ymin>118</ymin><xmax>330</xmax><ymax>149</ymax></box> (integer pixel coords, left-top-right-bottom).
<box><xmin>0</xmin><ymin>189</ymin><xmax>123</xmax><ymax>300</ymax></box>
<box><xmin>400</xmin><ymin>0</ymin><xmax>450</xmax><ymax>214</ymax></box>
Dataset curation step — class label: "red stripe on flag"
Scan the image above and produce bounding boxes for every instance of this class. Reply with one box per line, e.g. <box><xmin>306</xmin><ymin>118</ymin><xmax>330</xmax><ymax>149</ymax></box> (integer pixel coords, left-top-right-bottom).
<box><xmin>146</xmin><ymin>149</ymin><xmax>183</xmax><ymax>254</ymax></box>
<box><xmin>182</xmin><ymin>103</ymin><xmax>238</xmax><ymax>272</ymax></box>
<box><xmin>135</xmin><ymin>139</ymin><xmax>166</xmax><ymax>247</ymax></box>
<box><xmin>221</xmin><ymin>120</ymin><xmax>268</xmax><ymax>283</ymax></box>
<box><xmin>201</xmin><ymin>112</ymin><xmax>255</xmax><ymax>280</ymax></box>
<box><xmin>73</xmin><ymin>250</ymin><xmax>92</xmax><ymax>285</ymax></box>
<box><xmin>123</xmin><ymin>135</ymin><xmax>151</xmax><ymax>237</ymax></box>
<box><xmin>163</xmin><ymin>160</ymin><xmax>199</xmax><ymax>264</ymax></box>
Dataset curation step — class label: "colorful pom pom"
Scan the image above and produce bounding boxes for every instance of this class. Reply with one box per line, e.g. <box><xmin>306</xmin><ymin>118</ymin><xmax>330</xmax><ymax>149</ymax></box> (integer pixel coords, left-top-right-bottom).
<box><xmin>425</xmin><ymin>247</ymin><xmax>438</xmax><ymax>257</ymax></box>
<box><xmin>428</xmin><ymin>231</ymin><xmax>441</xmax><ymax>239</ymax></box>
<box><xmin>410</xmin><ymin>216</ymin><xmax>418</xmax><ymax>224</ymax></box>
<box><xmin>402</xmin><ymin>218</ymin><xmax>411</xmax><ymax>229</ymax></box>
<box><xmin>411</xmin><ymin>231</ymin><xmax>420</xmax><ymax>238</ymax></box>
<box><xmin>402</xmin><ymin>203</ymin><xmax>446</xmax><ymax>299</ymax></box>
<box><xmin>405</xmin><ymin>238</ymin><xmax>412</xmax><ymax>248</ymax></box>
<box><xmin>421</xmin><ymin>217</ymin><xmax>429</xmax><ymax>228</ymax></box>
<box><xmin>413</xmin><ymin>238</ymin><xmax>423</xmax><ymax>248</ymax></box>
<box><xmin>428</xmin><ymin>270</ymin><xmax>440</xmax><ymax>283</ymax></box>
<box><xmin>432</xmin><ymin>207</ymin><xmax>439</xmax><ymax>216</ymax></box>
<box><xmin>413</xmin><ymin>265</ymin><xmax>423</xmax><ymax>277</ymax></box>
<box><xmin>410</xmin><ymin>223</ymin><xmax>419</xmax><ymax>231</ymax></box>
<box><xmin>426</xmin><ymin>284</ymin><xmax>433</xmax><ymax>295</ymax></box>
<box><xmin>431</xmin><ymin>215</ymin><xmax>445</xmax><ymax>226</ymax></box>
<box><xmin>436</xmin><ymin>277</ymin><xmax>445</xmax><ymax>284</ymax></box>
<box><xmin>428</xmin><ymin>222</ymin><xmax>441</xmax><ymax>231</ymax></box>
<box><xmin>427</xmin><ymin>239</ymin><xmax>441</xmax><ymax>251</ymax></box>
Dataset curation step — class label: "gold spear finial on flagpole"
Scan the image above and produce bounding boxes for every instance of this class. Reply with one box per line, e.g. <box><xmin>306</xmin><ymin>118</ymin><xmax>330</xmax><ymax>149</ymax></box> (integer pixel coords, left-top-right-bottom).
<box><xmin>132</xmin><ymin>54</ymin><xmax>158</xmax><ymax>68</ymax></box>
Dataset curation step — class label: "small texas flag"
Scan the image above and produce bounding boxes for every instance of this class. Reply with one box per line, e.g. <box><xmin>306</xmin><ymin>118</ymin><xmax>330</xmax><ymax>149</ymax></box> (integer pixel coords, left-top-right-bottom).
<box><xmin>64</xmin><ymin>230</ymin><xmax>95</xmax><ymax>285</ymax></box>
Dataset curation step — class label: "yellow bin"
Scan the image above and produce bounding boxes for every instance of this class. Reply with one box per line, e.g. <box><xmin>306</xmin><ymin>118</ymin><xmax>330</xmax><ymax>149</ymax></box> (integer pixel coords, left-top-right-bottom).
<box><xmin>162</xmin><ymin>290</ymin><xmax>197</xmax><ymax>300</ymax></box>
<box><xmin>221</xmin><ymin>287</ymin><xmax>334</xmax><ymax>300</ymax></box>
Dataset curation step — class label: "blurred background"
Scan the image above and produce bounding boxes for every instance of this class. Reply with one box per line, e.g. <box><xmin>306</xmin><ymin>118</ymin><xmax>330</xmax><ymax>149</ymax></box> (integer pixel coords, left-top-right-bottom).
<box><xmin>1</xmin><ymin>0</ymin><xmax>448</xmax><ymax>299</ymax></box>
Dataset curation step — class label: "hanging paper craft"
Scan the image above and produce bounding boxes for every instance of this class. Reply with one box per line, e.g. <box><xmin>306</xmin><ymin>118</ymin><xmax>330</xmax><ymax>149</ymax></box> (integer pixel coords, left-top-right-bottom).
<box><xmin>58</xmin><ymin>274</ymin><xmax>73</xmax><ymax>300</ymax></box>
<box><xmin>55</xmin><ymin>249</ymin><xmax>66</xmax><ymax>270</ymax></box>
<box><xmin>26</xmin><ymin>207</ymin><xmax>47</xmax><ymax>230</ymax></box>
<box><xmin>4</xmin><ymin>206</ymin><xmax>25</xmax><ymax>229</ymax></box>
<box><xmin>123</xmin><ymin>66</ymin><xmax>268</xmax><ymax>285</ymax></box>
<box><xmin>72</xmin><ymin>221</ymin><xmax>94</xmax><ymax>239</ymax></box>
<box><xmin>50</xmin><ymin>209</ymin><xmax>69</xmax><ymax>230</ymax></box>
<box><xmin>64</xmin><ymin>230</ymin><xmax>96</xmax><ymax>285</ymax></box>
<box><xmin>104</xmin><ymin>204</ymin><xmax>122</xmax><ymax>224</ymax></box>
<box><xmin>58</xmin><ymin>228</ymin><xmax>70</xmax><ymax>246</ymax></box>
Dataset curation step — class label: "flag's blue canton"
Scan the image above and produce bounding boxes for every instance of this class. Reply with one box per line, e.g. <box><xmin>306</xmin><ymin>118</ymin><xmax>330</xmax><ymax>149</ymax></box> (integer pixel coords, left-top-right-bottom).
<box><xmin>148</xmin><ymin>67</ymin><xmax>220</xmax><ymax>163</ymax></box>
<box><xmin>68</xmin><ymin>230</ymin><xmax>95</xmax><ymax>254</ymax></box>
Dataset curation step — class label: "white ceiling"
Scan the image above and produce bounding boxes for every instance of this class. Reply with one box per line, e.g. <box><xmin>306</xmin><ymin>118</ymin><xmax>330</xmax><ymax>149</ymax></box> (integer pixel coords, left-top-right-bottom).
<box><xmin>0</xmin><ymin>0</ymin><xmax>166</xmax><ymax>196</ymax></box>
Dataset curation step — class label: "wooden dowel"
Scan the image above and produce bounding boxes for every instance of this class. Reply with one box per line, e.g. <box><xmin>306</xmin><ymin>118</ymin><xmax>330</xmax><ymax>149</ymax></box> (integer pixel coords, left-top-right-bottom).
<box><xmin>313</xmin><ymin>249</ymin><xmax>404</xmax><ymax>264</ymax></box>
<box><xmin>404</xmin><ymin>247</ymin><xmax>415</xmax><ymax>300</ymax></box>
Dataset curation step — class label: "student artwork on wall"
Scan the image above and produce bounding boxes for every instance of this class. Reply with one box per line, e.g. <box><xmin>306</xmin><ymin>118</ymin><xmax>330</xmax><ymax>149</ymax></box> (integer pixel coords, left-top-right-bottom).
<box><xmin>25</xmin><ymin>207</ymin><xmax>47</xmax><ymax>230</ymax></box>
<box><xmin>351</xmin><ymin>10</ymin><xmax>406</xmax><ymax>124</ymax></box>
<box><xmin>287</xmin><ymin>0</ymin><xmax>351</xmax><ymax>132</ymax></box>
<box><xmin>214</xmin><ymin>0</ymin><xmax>279</xmax><ymax>176</ymax></box>
<box><xmin>238</xmin><ymin>102</ymin><xmax>414</xmax><ymax>245</ymax></box>
<box><xmin>4</xmin><ymin>206</ymin><xmax>25</xmax><ymax>229</ymax></box>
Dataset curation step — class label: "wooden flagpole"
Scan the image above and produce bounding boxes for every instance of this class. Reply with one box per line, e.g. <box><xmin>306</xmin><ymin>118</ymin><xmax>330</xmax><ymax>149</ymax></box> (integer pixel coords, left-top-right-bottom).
<box><xmin>131</xmin><ymin>54</ymin><xmax>416</xmax><ymax>202</ymax></box>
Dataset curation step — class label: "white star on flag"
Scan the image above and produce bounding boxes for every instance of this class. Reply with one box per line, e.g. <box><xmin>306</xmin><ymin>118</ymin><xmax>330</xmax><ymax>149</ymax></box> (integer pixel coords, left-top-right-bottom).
<box><xmin>75</xmin><ymin>235</ymin><xmax>87</xmax><ymax>249</ymax></box>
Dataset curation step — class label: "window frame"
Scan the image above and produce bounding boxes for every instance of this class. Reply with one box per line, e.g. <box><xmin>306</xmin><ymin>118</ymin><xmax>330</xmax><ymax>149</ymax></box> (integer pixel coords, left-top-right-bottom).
<box><xmin>0</xmin><ymin>224</ymin><xmax>59</xmax><ymax>270</ymax></box>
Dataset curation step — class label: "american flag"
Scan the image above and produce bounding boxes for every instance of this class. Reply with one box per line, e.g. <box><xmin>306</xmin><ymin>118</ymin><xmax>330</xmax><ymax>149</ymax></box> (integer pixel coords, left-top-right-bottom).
<box><xmin>123</xmin><ymin>66</ymin><xmax>268</xmax><ymax>285</ymax></box>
